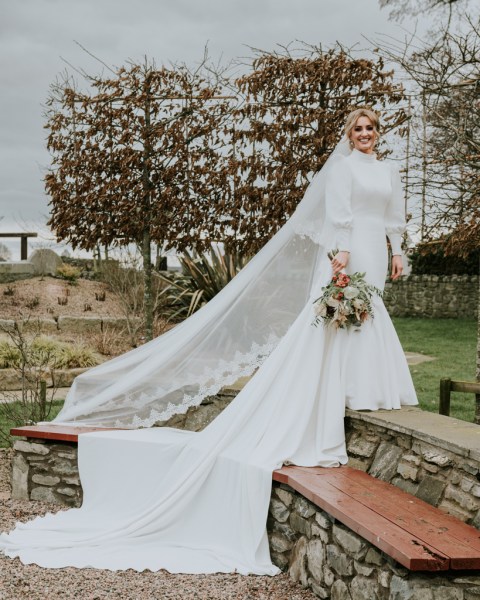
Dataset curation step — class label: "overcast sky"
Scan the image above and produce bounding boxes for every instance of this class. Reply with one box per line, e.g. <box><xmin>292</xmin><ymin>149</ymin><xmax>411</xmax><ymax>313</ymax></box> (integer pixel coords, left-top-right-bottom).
<box><xmin>0</xmin><ymin>0</ymin><xmax>424</xmax><ymax>258</ymax></box>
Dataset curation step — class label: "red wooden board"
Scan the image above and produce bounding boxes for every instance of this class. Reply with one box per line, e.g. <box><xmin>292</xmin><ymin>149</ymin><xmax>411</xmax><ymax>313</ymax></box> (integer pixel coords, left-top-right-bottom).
<box><xmin>317</xmin><ymin>469</ymin><xmax>480</xmax><ymax>570</ymax></box>
<box><xmin>336</xmin><ymin>466</ymin><xmax>480</xmax><ymax>568</ymax></box>
<box><xmin>10</xmin><ymin>425</ymin><xmax>121</xmax><ymax>442</ymax></box>
<box><xmin>273</xmin><ymin>466</ymin><xmax>450</xmax><ymax>570</ymax></box>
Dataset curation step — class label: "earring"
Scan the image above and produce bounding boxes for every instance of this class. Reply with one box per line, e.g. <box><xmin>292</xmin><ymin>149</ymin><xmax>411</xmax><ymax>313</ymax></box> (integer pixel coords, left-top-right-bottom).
<box><xmin>349</xmin><ymin>140</ymin><xmax>354</xmax><ymax>149</ymax></box>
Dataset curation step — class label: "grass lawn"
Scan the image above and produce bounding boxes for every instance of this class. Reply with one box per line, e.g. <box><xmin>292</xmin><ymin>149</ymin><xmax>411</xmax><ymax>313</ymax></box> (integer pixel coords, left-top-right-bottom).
<box><xmin>0</xmin><ymin>318</ymin><xmax>477</xmax><ymax>445</ymax></box>
<box><xmin>393</xmin><ymin>317</ymin><xmax>477</xmax><ymax>423</ymax></box>
<box><xmin>0</xmin><ymin>399</ymin><xmax>64</xmax><ymax>448</ymax></box>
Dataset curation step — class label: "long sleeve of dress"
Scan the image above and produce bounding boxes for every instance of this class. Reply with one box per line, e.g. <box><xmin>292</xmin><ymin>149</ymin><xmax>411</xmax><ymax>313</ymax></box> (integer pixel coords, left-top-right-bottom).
<box><xmin>325</xmin><ymin>157</ymin><xmax>353</xmax><ymax>252</ymax></box>
<box><xmin>385</xmin><ymin>164</ymin><xmax>406</xmax><ymax>256</ymax></box>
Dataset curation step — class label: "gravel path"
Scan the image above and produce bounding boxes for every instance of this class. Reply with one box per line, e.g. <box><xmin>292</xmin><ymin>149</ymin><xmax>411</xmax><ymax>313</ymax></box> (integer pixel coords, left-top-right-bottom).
<box><xmin>0</xmin><ymin>450</ymin><xmax>315</xmax><ymax>600</ymax></box>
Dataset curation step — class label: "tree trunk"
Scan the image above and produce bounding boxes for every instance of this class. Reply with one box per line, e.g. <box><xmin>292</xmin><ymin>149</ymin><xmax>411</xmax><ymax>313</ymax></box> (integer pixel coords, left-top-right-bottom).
<box><xmin>476</xmin><ymin>256</ymin><xmax>480</xmax><ymax>423</ymax></box>
<box><xmin>142</xmin><ymin>227</ymin><xmax>153</xmax><ymax>342</ymax></box>
<box><xmin>142</xmin><ymin>80</ymin><xmax>154</xmax><ymax>342</ymax></box>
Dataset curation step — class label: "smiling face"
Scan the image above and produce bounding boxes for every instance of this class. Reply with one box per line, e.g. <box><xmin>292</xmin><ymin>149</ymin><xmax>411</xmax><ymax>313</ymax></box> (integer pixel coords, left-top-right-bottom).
<box><xmin>349</xmin><ymin>116</ymin><xmax>377</xmax><ymax>154</ymax></box>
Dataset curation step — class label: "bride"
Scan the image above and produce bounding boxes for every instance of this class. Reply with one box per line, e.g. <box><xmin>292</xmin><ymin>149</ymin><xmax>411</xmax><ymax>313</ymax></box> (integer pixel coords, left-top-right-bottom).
<box><xmin>0</xmin><ymin>108</ymin><xmax>417</xmax><ymax>574</ymax></box>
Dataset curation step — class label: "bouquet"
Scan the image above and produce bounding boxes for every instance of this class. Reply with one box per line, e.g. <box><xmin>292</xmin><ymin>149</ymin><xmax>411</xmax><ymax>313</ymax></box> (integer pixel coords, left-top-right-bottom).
<box><xmin>312</xmin><ymin>261</ymin><xmax>383</xmax><ymax>331</ymax></box>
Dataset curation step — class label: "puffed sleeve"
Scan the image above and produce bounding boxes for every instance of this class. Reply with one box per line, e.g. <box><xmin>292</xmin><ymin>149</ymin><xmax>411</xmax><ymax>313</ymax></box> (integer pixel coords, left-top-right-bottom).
<box><xmin>325</xmin><ymin>157</ymin><xmax>353</xmax><ymax>252</ymax></box>
<box><xmin>385</xmin><ymin>164</ymin><xmax>406</xmax><ymax>256</ymax></box>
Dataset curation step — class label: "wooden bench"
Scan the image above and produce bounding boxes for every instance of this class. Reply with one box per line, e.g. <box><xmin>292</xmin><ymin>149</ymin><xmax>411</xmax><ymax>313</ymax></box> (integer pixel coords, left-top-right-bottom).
<box><xmin>12</xmin><ymin>425</ymin><xmax>480</xmax><ymax>572</ymax></box>
<box><xmin>274</xmin><ymin>464</ymin><xmax>480</xmax><ymax>571</ymax></box>
<box><xmin>10</xmin><ymin>425</ymin><xmax>118</xmax><ymax>442</ymax></box>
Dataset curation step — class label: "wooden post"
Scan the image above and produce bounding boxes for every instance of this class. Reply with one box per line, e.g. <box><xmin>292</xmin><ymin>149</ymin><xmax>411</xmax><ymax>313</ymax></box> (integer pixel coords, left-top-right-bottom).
<box><xmin>475</xmin><ymin>392</ymin><xmax>480</xmax><ymax>426</ymax></box>
<box><xmin>439</xmin><ymin>378</ymin><xmax>451</xmax><ymax>416</ymax></box>
<box><xmin>20</xmin><ymin>236</ymin><xmax>28</xmax><ymax>260</ymax></box>
<box><xmin>39</xmin><ymin>379</ymin><xmax>47</xmax><ymax>421</ymax></box>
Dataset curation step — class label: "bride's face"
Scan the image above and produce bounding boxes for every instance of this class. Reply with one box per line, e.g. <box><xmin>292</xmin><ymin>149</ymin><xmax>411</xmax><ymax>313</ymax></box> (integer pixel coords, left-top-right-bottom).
<box><xmin>349</xmin><ymin>116</ymin><xmax>376</xmax><ymax>154</ymax></box>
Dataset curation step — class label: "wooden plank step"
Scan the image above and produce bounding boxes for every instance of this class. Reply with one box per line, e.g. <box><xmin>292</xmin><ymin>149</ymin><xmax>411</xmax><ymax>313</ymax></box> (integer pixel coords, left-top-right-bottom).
<box><xmin>316</xmin><ymin>468</ymin><xmax>480</xmax><ymax>570</ymax></box>
<box><xmin>10</xmin><ymin>425</ymin><xmax>119</xmax><ymax>442</ymax></box>
<box><xmin>336</xmin><ymin>467</ymin><xmax>480</xmax><ymax>564</ymax></box>
<box><xmin>273</xmin><ymin>466</ymin><xmax>450</xmax><ymax>570</ymax></box>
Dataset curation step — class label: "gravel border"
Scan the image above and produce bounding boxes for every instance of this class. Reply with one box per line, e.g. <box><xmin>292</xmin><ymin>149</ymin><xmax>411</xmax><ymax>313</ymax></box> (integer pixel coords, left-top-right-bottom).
<box><xmin>0</xmin><ymin>450</ymin><xmax>316</xmax><ymax>600</ymax></box>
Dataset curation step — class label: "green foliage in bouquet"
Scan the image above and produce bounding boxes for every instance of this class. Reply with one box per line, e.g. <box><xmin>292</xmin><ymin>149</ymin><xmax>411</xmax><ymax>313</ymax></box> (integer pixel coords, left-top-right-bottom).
<box><xmin>312</xmin><ymin>272</ymin><xmax>384</xmax><ymax>330</ymax></box>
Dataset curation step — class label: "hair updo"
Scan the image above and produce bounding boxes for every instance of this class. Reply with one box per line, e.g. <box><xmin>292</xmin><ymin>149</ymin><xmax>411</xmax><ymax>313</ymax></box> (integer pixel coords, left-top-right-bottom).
<box><xmin>344</xmin><ymin>108</ymin><xmax>381</xmax><ymax>145</ymax></box>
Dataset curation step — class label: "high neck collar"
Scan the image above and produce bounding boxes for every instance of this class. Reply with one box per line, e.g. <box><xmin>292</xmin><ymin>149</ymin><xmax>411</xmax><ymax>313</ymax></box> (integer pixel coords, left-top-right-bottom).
<box><xmin>350</xmin><ymin>148</ymin><xmax>377</xmax><ymax>163</ymax></box>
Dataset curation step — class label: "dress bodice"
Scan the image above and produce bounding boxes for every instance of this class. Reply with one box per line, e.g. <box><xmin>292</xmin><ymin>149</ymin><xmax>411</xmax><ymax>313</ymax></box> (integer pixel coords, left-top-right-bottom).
<box><xmin>325</xmin><ymin>148</ymin><xmax>405</xmax><ymax>256</ymax></box>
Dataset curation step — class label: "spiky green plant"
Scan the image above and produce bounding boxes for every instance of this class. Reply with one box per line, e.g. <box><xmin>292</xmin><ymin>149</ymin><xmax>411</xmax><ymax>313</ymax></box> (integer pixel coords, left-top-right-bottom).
<box><xmin>159</xmin><ymin>247</ymin><xmax>249</xmax><ymax>321</ymax></box>
<box><xmin>0</xmin><ymin>340</ymin><xmax>21</xmax><ymax>368</ymax></box>
<box><xmin>55</xmin><ymin>344</ymin><xmax>100</xmax><ymax>369</ymax></box>
<box><xmin>0</xmin><ymin>336</ymin><xmax>100</xmax><ymax>370</ymax></box>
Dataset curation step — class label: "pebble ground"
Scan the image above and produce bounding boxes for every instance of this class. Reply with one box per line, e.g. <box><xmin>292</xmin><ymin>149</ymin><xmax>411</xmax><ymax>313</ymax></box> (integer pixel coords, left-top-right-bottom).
<box><xmin>0</xmin><ymin>449</ymin><xmax>316</xmax><ymax>600</ymax></box>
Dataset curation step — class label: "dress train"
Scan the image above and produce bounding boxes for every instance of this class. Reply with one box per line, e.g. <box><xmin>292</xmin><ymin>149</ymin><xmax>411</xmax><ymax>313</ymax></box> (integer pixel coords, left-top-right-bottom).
<box><xmin>0</xmin><ymin>256</ymin><xmax>416</xmax><ymax>573</ymax></box>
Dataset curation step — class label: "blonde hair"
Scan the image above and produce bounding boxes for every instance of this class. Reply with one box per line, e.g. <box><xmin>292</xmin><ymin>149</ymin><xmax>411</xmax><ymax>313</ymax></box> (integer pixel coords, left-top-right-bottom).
<box><xmin>344</xmin><ymin>108</ymin><xmax>381</xmax><ymax>145</ymax></box>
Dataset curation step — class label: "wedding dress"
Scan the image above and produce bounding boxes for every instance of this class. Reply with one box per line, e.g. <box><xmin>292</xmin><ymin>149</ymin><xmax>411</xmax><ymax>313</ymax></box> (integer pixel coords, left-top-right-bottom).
<box><xmin>0</xmin><ymin>146</ymin><xmax>418</xmax><ymax>574</ymax></box>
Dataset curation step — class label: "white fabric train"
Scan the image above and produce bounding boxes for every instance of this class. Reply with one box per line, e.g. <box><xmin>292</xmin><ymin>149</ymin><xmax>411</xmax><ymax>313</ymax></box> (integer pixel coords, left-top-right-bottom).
<box><xmin>0</xmin><ymin>147</ymin><xmax>418</xmax><ymax>572</ymax></box>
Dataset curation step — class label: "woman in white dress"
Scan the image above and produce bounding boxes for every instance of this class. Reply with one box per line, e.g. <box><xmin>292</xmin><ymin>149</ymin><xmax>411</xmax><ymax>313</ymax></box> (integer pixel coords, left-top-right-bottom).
<box><xmin>0</xmin><ymin>108</ymin><xmax>417</xmax><ymax>574</ymax></box>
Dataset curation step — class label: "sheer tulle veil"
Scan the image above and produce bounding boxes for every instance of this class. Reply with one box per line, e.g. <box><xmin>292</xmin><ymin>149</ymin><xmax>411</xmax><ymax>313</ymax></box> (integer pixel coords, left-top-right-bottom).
<box><xmin>53</xmin><ymin>138</ymin><xmax>352</xmax><ymax>428</ymax></box>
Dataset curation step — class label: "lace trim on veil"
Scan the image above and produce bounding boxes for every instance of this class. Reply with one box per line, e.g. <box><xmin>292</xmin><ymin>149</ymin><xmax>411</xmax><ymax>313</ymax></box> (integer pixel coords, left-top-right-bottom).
<box><xmin>118</xmin><ymin>334</ymin><xmax>281</xmax><ymax>428</ymax></box>
<box><xmin>290</xmin><ymin>220</ymin><xmax>325</xmax><ymax>245</ymax></box>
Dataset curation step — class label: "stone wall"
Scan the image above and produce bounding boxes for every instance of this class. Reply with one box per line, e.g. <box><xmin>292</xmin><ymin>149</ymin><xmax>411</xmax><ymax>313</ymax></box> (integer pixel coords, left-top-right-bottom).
<box><xmin>12</xmin><ymin>405</ymin><xmax>480</xmax><ymax>528</ymax></box>
<box><xmin>10</xmin><ymin>388</ymin><xmax>240</xmax><ymax>507</ymax></box>
<box><xmin>268</xmin><ymin>481</ymin><xmax>480</xmax><ymax>599</ymax></box>
<box><xmin>0</xmin><ymin>262</ymin><xmax>36</xmax><ymax>284</ymax></box>
<box><xmin>0</xmin><ymin>367</ymin><xmax>87</xmax><ymax>391</ymax></box>
<box><xmin>384</xmin><ymin>274</ymin><xmax>478</xmax><ymax>319</ymax></box>
<box><xmin>12</xmin><ymin>439</ymin><xmax>81</xmax><ymax>507</ymax></box>
<box><xmin>0</xmin><ymin>316</ymin><xmax>139</xmax><ymax>336</ymax></box>
<box><xmin>344</xmin><ymin>409</ymin><xmax>480</xmax><ymax>527</ymax></box>
<box><xmin>10</xmin><ymin>405</ymin><xmax>480</xmax><ymax>600</ymax></box>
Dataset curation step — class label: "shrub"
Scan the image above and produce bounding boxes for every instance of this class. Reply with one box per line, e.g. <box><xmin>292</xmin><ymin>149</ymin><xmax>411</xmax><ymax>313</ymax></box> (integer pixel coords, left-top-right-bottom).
<box><xmin>0</xmin><ymin>340</ymin><xmax>21</xmax><ymax>368</ymax></box>
<box><xmin>0</xmin><ymin>327</ymin><xmax>97</xmax><ymax>444</ymax></box>
<box><xmin>0</xmin><ymin>336</ymin><xmax>100</xmax><ymax>370</ymax></box>
<box><xmin>158</xmin><ymin>247</ymin><xmax>249</xmax><ymax>321</ymax></box>
<box><xmin>56</xmin><ymin>263</ymin><xmax>81</xmax><ymax>283</ymax></box>
<box><xmin>25</xmin><ymin>295</ymin><xmax>40</xmax><ymax>309</ymax></box>
<box><xmin>3</xmin><ymin>285</ymin><xmax>15</xmax><ymax>296</ymax></box>
<box><xmin>410</xmin><ymin>242</ymin><xmax>479</xmax><ymax>276</ymax></box>
<box><xmin>55</xmin><ymin>344</ymin><xmax>100</xmax><ymax>369</ymax></box>
<box><xmin>90</xmin><ymin>326</ymin><xmax>126</xmax><ymax>357</ymax></box>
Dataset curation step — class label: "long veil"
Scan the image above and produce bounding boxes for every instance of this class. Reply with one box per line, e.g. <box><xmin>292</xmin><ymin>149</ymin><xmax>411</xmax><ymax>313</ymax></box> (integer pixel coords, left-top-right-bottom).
<box><xmin>53</xmin><ymin>138</ymin><xmax>352</xmax><ymax>428</ymax></box>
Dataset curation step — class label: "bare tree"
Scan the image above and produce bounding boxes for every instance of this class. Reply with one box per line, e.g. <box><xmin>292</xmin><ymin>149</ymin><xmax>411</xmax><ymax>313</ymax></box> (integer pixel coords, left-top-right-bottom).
<box><xmin>0</xmin><ymin>242</ymin><xmax>11</xmax><ymax>261</ymax></box>
<box><xmin>379</xmin><ymin>0</ymin><xmax>463</xmax><ymax>20</ymax></box>
<box><xmin>0</xmin><ymin>321</ymin><xmax>60</xmax><ymax>445</ymax></box>
<box><xmin>376</xmin><ymin>11</ymin><xmax>480</xmax><ymax>401</ymax></box>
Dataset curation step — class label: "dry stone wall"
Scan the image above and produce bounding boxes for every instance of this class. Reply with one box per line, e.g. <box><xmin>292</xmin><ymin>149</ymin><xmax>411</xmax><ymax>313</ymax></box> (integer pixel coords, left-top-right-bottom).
<box><xmin>384</xmin><ymin>274</ymin><xmax>478</xmax><ymax>319</ymax></box>
<box><xmin>12</xmin><ymin>439</ymin><xmax>81</xmax><ymax>507</ymax></box>
<box><xmin>344</xmin><ymin>411</ymin><xmax>480</xmax><ymax>527</ymax></box>
<box><xmin>11</xmin><ymin>404</ymin><xmax>480</xmax><ymax>599</ymax></box>
<box><xmin>268</xmin><ymin>482</ymin><xmax>480</xmax><ymax>600</ymax></box>
<box><xmin>10</xmin><ymin>389</ymin><xmax>239</xmax><ymax>508</ymax></box>
<box><xmin>0</xmin><ymin>262</ymin><xmax>36</xmax><ymax>283</ymax></box>
<box><xmin>0</xmin><ymin>315</ymin><xmax>139</xmax><ymax>336</ymax></box>
<box><xmin>12</xmin><ymin>405</ymin><xmax>480</xmax><ymax>527</ymax></box>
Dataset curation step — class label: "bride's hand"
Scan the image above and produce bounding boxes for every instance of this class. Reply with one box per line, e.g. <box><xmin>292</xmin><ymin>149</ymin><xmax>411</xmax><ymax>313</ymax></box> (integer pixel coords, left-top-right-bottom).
<box><xmin>391</xmin><ymin>255</ymin><xmax>403</xmax><ymax>280</ymax></box>
<box><xmin>331</xmin><ymin>251</ymin><xmax>350</xmax><ymax>274</ymax></box>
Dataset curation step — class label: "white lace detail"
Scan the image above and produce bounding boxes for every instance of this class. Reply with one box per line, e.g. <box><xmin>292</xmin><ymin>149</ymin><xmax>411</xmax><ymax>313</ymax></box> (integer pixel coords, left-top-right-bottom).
<box><xmin>290</xmin><ymin>220</ymin><xmax>325</xmax><ymax>245</ymax></box>
<box><xmin>113</xmin><ymin>335</ymin><xmax>280</xmax><ymax>428</ymax></box>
